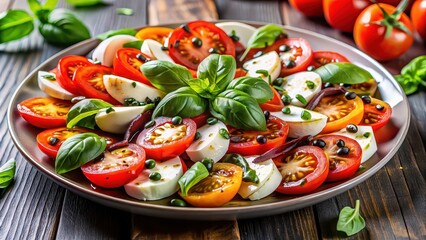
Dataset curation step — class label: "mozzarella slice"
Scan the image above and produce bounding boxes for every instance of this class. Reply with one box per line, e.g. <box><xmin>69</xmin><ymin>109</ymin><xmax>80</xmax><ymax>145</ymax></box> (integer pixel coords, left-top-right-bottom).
<box><xmin>186</xmin><ymin>121</ymin><xmax>230</xmax><ymax>163</ymax></box>
<box><xmin>215</xmin><ymin>22</ymin><xmax>256</xmax><ymax>47</ymax></box>
<box><xmin>95</xmin><ymin>105</ymin><xmax>153</xmax><ymax>134</ymax></box>
<box><xmin>124</xmin><ymin>156</ymin><xmax>184</xmax><ymax>200</ymax></box>
<box><xmin>334</xmin><ymin>125</ymin><xmax>377</xmax><ymax>163</ymax></box>
<box><xmin>140</xmin><ymin>39</ymin><xmax>174</xmax><ymax>63</ymax></box>
<box><xmin>281</xmin><ymin>71</ymin><xmax>322</xmax><ymax>107</ymax></box>
<box><xmin>92</xmin><ymin>35</ymin><xmax>138</xmax><ymax>67</ymax></box>
<box><xmin>238</xmin><ymin>156</ymin><xmax>282</xmax><ymax>200</ymax></box>
<box><xmin>243</xmin><ymin>51</ymin><xmax>281</xmax><ymax>83</ymax></box>
<box><xmin>103</xmin><ymin>75</ymin><xmax>165</xmax><ymax>104</ymax></box>
<box><xmin>38</xmin><ymin>71</ymin><xmax>76</xmax><ymax>100</ymax></box>
<box><xmin>272</xmin><ymin>106</ymin><xmax>327</xmax><ymax>138</ymax></box>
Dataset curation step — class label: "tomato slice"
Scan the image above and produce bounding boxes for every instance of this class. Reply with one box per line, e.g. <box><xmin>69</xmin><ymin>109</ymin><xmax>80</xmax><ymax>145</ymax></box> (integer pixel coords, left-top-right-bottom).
<box><xmin>345</xmin><ymin>79</ymin><xmax>378</xmax><ymax>96</ymax></box>
<box><xmin>179</xmin><ymin>163</ymin><xmax>243</xmax><ymax>207</ymax></box>
<box><xmin>260</xmin><ymin>87</ymin><xmax>284</xmax><ymax>112</ymax></box>
<box><xmin>73</xmin><ymin>65</ymin><xmax>119</xmax><ymax>105</ymax></box>
<box><xmin>57</xmin><ymin>55</ymin><xmax>92</xmax><ymax>95</ymax></box>
<box><xmin>113</xmin><ymin>48</ymin><xmax>151</xmax><ymax>86</ymax></box>
<box><xmin>359</xmin><ymin>97</ymin><xmax>392</xmax><ymax>131</ymax></box>
<box><xmin>314</xmin><ymin>94</ymin><xmax>364</xmax><ymax>133</ymax></box>
<box><xmin>228</xmin><ymin>116</ymin><xmax>289</xmax><ymax>156</ymax></box>
<box><xmin>135</xmin><ymin>27</ymin><xmax>173</xmax><ymax>45</ymax></box>
<box><xmin>190</xmin><ymin>112</ymin><xmax>211</xmax><ymax>128</ymax></box>
<box><xmin>265</xmin><ymin>38</ymin><xmax>313</xmax><ymax>76</ymax></box>
<box><xmin>168</xmin><ymin>20</ymin><xmax>235</xmax><ymax>70</ymax></box>
<box><xmin>234</xmin><ymin>67</ymin><xmax>248</xmax><ymax>79</ymax></box>
<box><xmin>136</xmin><ymin>117</ymin><xmax>197</xmax><ymax>161</ymax></box>
<box><xmin>313</xmin><ymin>135</ymin><xmax>362</xmax><ymax>182</ymax></box>
<box><xmin>17</xmin><ymin>97</ymin><xmax>73</xmax><ymax>129</ymax></box>
<box><xmin>274</xmin><ymin>146</ymin><xmax>329</xmax><ymax>195</ymax></box>
<box><xmin>81</xmin><ymin>143</ymin><xmax>146</xmax><ymax>188</ymax></box>
<box><xmin>310</xmin><ymin>51</ymin><xmax>349</xmax><ymax>69</ymax></box>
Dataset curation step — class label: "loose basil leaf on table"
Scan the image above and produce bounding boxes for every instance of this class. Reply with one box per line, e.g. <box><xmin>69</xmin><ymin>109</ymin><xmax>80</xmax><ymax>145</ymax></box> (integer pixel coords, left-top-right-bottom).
<box><xmin>336</xmin><ymin>200</ymin><xmax>366</xmax><ymax>236</ymax></box>
<box><xmin>65</xmin><ymin>0</ymin><xmax>103</xmax><ymax>7</ymax></box>
<box><xmin>210</xmin><ymin>89</ymin><xmax>266</xmax><ymax>131</ymax></box>
<box><xmin>55</xmin><ymin>133</ymin><xmax>107</xmax><ymax>174</ymax></box>
<box><xmin>0</xmin><ymin>10</ymin><xmax>34</xmax><ymax>44</ymax></box>
<box><xmin>222</xmin><ymin>154</ymin><xmax>259</xmax><ymax>183</ymax></box>
<box><xmin>178</xmin><ymin>162</ymin><xmax>209</xmax><ymax>196</ymax></box>
<box><xmin>227</xmin><ymin>76</ymin><xmax>273</xmax><ymax>103</ymax></box>
<box><xmin>141</xmin><ymin>60</ymin><xmax>192</xmax><ymax>93</ymax></box>
<box><xmin>153</xmin><ymin>87</ymin><xmax>207</xmax><ymax>118</ymax></box>
<box><xmin>96</xmin><ymin>28</ymin><xmax>137</xmax><ymax>40</ymax></box>
<box><xmin>315</xmin><ymin>62</ymin><xmax>373</xmax><ymax>84</ymax></box>
<box><xmin>66</xmin><ymin>99</ymin><xmax>113</xmax><ymax>129</ymax></box>
<box><xmin>0</xmin><ymin>159</ymin><xmax>16</xmax><ymax>189</ymax></box>
<box><xmin>123</xmin><ymin>40</ymin><xmax>144</xmax><ymax>49</ymax></box>
<box><xmin>394</xmin><ymin>55</ymin><xmax>426</xmax><ymax>95</ymax></box>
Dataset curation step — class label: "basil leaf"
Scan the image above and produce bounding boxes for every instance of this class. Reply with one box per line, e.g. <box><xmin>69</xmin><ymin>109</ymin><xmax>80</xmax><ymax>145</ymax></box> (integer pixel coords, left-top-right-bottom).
<box><xmin>0</xmin><ymin>159</ymin><xmax>16</xmax><ymax>188</ymax></box>
<box><xmin>178</xmin><ymin>162</ymin><xmax>209</xmax><ymax>196</ymax></box>
<box><xmin>222</xmin><ymin>154</ymin><xmax>259</xmax><ymax>183</ymax></box>
<box><xmin>227</xmin><ymin>76</ymin><xmax>273</xmax><ymax>103</ymax></box>
<box><xmin>394</xmin><ymin>74</ymin><xmax>419</xmax><ymax>95</ymax></box>
<box><xmin>197</xmin><ymin>54</ymin><xmax>236</xmax><ymax>97</ymax></box>
<box><xmin>240</xmin><ymin>24</ymin><xmax>286</xmax><ymax>61</ymax></box>
<box><xmin>394</xmin><ymin>56</ymin><xmax>426</xmax><ymax>95</ymax></box>
<box><xmin>123</xmin><ymin>40</ymin><xmax>143</xmax><ymax>49</ymax></box>
<box><xmin>38</xmin><ymin>9</ymin><xmax>91</xmax><ymax>47</ymax></box>
<box><xmin>210</xmin><ymin>89</ymin><xmax>266</xmax><ymax>131</ymax></box>
<box><xmin>43</xmin><ymin>0</ymin><xmax>59</xmax><ymax>10</ymax></box>
<box><xmin>186</xmin><ymin>78</ymin><xmax>215</xmax><ymax>99</ymax></box>
<box><xmin>116</xmin><ymin>8</ymin><xmax>133</xmax><ymax>16</ymax></box>
<box><xmin>55</xmin><ymin>133</ymin><xmax>106</xmax><ymax>174</ymax></box>
<box><xmin>337</xmin><ymin>200</ymin><xmax>366</xmax><ymax>236</ymax></box>
<box><xmin>97</xmin><ymin>28</ymin><xmax>137</xmax><ymax>40</ymax></box>
<box><xmin>65</xmin><ymin>0</ymin><xmax>103</xmax><ymax>7</ymax></box>
<box><xmin>66</xmin><ymin>99</ymin><xmax>113</xmax><ymax>129</ymax></box>
<box><xmin>28</xmin><ymin>0</ymin><xmax>42</xmax><ymax>14</ymax></box>
<box><xmin>315</xmin><ymin>62</ymin><xmax>373</xmax><ymax>84</ymax></box>
<box><xmin>0</xmin><ymin>10</ymin><xmax>34</xmax><ymax>44</ymax></box>
<box><xmin>141</xmin><ymin>60</ymin><xmax>192</xmax><ymax>93</ymax></box>
<box><xmin>153</xmin><ymin>87</ymin><xmax>207</xmax><ymax>118</ymax></box>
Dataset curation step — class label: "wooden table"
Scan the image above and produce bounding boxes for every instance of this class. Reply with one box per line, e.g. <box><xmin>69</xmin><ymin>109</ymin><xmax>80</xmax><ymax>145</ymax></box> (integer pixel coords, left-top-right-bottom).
<box><xmin>1</xmin><ymin>0</ymin><xmax>425</xmax><ymax>239</ymax></box>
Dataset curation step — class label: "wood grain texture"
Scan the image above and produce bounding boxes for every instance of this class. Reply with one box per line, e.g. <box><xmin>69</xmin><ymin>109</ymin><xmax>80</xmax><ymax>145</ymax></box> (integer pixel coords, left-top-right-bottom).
<box><xmin>215</xmin><ymin>0</ymin><xmax>282</xmax><ymax>24</ymax></box>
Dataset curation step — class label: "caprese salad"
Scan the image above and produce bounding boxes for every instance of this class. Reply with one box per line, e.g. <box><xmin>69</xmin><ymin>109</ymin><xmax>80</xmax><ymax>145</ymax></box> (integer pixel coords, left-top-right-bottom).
<box><xmin>17</xmin><ymin>20</ymin><xmax>392</xmax><ymax>207</ymax></box>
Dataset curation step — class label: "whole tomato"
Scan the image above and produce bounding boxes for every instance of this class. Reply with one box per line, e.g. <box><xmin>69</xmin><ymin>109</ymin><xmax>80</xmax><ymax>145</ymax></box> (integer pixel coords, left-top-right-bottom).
<box><xmin>354</xmin><ymin>3</ymin><xmax>414</xmax><ymax>61</ymax></box>
<box><xmin>289</xmin><ymin>0</ymin><xmax>324</xmax><ymax>17</ymax></box>
<box><xmin>411</xmin><ymin>0</ymin><xmax>426</xmax><ymax>40</ymax></box>
<box><xmin>323</xmin><ymin>0</ymin><xmax>371</xmax><ymax>32</ymax></box>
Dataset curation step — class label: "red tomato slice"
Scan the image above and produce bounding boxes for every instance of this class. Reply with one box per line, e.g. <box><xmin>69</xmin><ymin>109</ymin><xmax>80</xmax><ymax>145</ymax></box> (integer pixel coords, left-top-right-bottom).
<box><xmin>136</xmin><ymin>117</ymin><xmax>197</xmax><ymax>161</ymax></box>
<box><xmin>168</xmin><ymin>20</ymin><xmax>235</xmax><ymax>70</ymax></box>
<box><xmin>310</xmin><ymin>51</ymin><xmax>350</xmax><ymax>69</ymax></box>
<box><xmin>113</xmin><ymin>48</ymin><xmax>151</xmax><ymax>86</ymax></box>
<box><xmin>274</xmin><ymin>146</ymin><xmax>329</xmax><ymax>195</ymax></box>
<box><xmin>228</xmin><ymin>116</ymin><xmax>289</xmax><ymax>156</ymax></box>
<box><xmin>81</xmin><ymin>143</ymin><xmax>146</xmax><ymax>188</ymax></box>
<box><xmin>57</xmin><ymin>55</ymin><xmax>92</xmax><ymax>95</ymax></box>
<box><xmin>17</xmin><ymin>97</ymin><xmax>73</xmax><ymax>129</ymax></box>
<box><xmin>190</xmin><ymin>112</ymin><xmax>211</xmax><ymax>128</ymax></box>
<box><xmin>359</xmin><ymin>97</ymin><xmax>392</xmax><ymax>131</ymax></box>
<box><xmin>313</xmin><ymin>135</ymin><xmax>362</xmax><ymax>182</ymax></box>
<box><xmin>260</xmin><ymin>87</ymin><xmax>284</xmax><ymax>112</ymax></box>
<box><xmin>73</xmin><ymin>65</ymin><xmax>120</xmax><ymax>105</ymax></box>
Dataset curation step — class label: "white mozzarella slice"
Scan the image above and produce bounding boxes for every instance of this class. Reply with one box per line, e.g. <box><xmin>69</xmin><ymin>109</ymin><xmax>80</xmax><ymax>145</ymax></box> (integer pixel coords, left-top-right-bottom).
<box><xmin>272</xmin><ymin>106</ymin><xmax>327</xmax><ymax>138</ymax></box>
<box><xmin>92</xmin><ymin>35</ymin><xmax>138</xmax><ymax>67</ymax></box>
<box><xmin>281</xmin><ymin>71</ymin><xmax>322</xmax><ymax>107</ymax></box>
<box><xmin>140</xmin><ymin>39</ymin><xmax>174</xmax><ymax>63</ymax></box>
<box><xmin>186</xmin><ymin>121</ymin><xmax>230</xmax><ymax>163</ymax></box>
<box><xmin>243</xmin><ymin>51</ymin><xmax>281</xmax><ymax>82</ymax></box>
<box><xmin>103</xmin><ymin>75</ymin><xmax>165</xmax><ymax>104</ymax></box>
<box><xmin>38</xmin><ymin>71</ymin><xmax>76</xmax><ymax>100</ymax></box>
<box><xmin>124</xmin><ymin>156</ymin><xmax>184</xmax><ymax>201</ymax></box>
<box><xmin>215</xmin><ymin>22</ymin><xmax>256</xmax><ymax>47</ymax></box>
<box><xmin>335</xmin><ymin>125</ymin><xmax>377</xmax><ymax>163</ymax></box>
<box><xmin>95</xmin><ymin>105</ymin><xmax>153</xmax><ymax>134</ymax></box>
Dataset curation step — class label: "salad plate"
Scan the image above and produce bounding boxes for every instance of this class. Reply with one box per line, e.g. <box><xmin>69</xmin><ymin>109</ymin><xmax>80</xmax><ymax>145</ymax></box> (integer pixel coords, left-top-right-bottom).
<box><xmin>7</xmin><ymin>21</ymin><xmax>410</xmax><ymax>220</ymax></box>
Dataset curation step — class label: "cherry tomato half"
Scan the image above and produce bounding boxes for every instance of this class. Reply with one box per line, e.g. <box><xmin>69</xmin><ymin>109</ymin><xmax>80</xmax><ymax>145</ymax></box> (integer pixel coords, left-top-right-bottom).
<box><xmin>81</xmin><ymin>143</ymin><xmax>146</xmax><ymax>188</ymax></box>
<box><xmin>179</xmin><ymin>163</ymin><xmax>243</xmax><ymax>207</ymax></box>
<box><xmin>274</xmin><ymin>146</ymin><xmax>329</xmax><ymax>195</ymax></box>
<box><xmin>260</xmin><ymin>87</ymin><xmax>284</xmax><ymax>112</ymax></box>
<box><xmin>136</xmin><ymin>117</ymin><xmax>197</xmax><ymax>161</ymax></box>
<box><xmin>135</xmin><ymin>27</ymin><xmax>173</xmax><ymax>45</ymax></box>
<box><xmin>17</xmin><ymin>97</ymin><xmax>73</xmax><ymax>129</ymax></box>
<box><xmin>289</xmin><ymin>0</ymin><xmax>324</xmax><ymax>17</ymax></box>
<box><xmin>113</xmin><ymin>48</ymin><xmax>151</xmax><ymax>86</ymax></box>
<box><xmin>57</xmin><ymin>56</ymin><xmax>92</xmax><ymax>94</ymax></box>
<box><xmin>411</xmin><ymin>0</ymin><xmax>426</xmax><ymax>41</ymax></box>
<box><xmin>168</xmin><ymin>20</ymin><xmax>235</xmax><ymax>70</ymax></box>
<box><xmin>228</xmin><ymin>116</ymin><xmax>289</xmax><ymax>156</ymax></box>
<box><xmin>310</xmin><ymin>51</ymin><xmax>349</xmax><ymax>69</ymax></box>
<box><xmin>359</xmin><ymin>97</ymin><xmax>392</xmax><ymax>131</ymax></box>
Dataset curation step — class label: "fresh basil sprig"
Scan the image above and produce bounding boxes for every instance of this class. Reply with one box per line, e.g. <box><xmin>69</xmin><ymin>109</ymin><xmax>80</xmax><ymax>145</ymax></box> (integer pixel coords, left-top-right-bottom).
<box><xmin>66</xmin><ymin>99</ymin><xmax>113</xmax><ymax>129</ymax></box>
<box><xmin>315</xmin><ymin>62</ymin><xmax>373</xmax><ymax>84</ymax></box>
<box><xmin>336</xmin><ymin>200</ymin><xmax>366</xmax><ymax>236</ymax></box>
<box><xmin>222</xmin><ymin>154</ymin><xmax>259</xmax><ymax>183</ymax></box>
<box><xmin>55</xmin><ymin>133</ymin><xmax>106</xmax><ymax>174</ymax></box>
<box><xmin>0</xmin><ymin>10</ymin><xmax>34</xmax><ymax>44</ymax></box>
<box><xmin>0</xmin><ymin>159</ymin><xmax>16</xmax><ymax>189</ymax></box>
<box><xmin>97</xmin><ymin>28</ymin><xmax>137</xmax><ymax>41</ymax></box>
<box><xmin>227</xmin><ymin>76</ymin><xmax>273</xmax><ymax>103</ymax></box>
<box><xmin>178</xmin><ymin>162</ymin><xmax>209</xmax><ymax>196</ymax></box>
<box><xmin>394</xmin><ymin>55</ymin><xmax>426</xmax><ymax>95</ymax></box>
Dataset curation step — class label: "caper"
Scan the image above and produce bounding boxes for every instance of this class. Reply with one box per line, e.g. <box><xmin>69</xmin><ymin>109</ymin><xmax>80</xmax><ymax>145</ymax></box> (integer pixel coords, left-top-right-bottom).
<box><xmin>172</xmin><ymin>116</ymin><xmax>183</xmax><ymax>125</ymax></box>
<box><xmin>145</xmin><ymin>159</ymin><xmax>156</xmax><ymax>169</ymax></box>
<box><xmin>191</xmin><ymin>37</ymin><xmax>202</xmax><ymax>48</ymax></box>
<box><xmin>170</xmin><ymin>198</ymin><xmax>187</xmax><ymax>207</ymax></box>
<box><xmin>149</xmin><ymin>172</ymin><xmax>161</xmax><ymax>181</ymax></box>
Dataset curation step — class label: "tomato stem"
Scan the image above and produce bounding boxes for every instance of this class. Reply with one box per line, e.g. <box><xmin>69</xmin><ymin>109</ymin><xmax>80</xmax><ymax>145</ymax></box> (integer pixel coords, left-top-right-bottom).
<box><xmin>369</xmin><ymin>0</ymin><xmax>411</xmax><ymax>38</ymax></box>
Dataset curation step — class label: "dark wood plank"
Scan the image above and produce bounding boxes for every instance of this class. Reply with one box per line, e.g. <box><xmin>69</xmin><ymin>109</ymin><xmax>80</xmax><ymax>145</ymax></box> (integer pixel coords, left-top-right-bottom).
<box><xmin>215</xmin><ymin>0</ymin><xmax>282</xmax><ymax>24</ymax></box>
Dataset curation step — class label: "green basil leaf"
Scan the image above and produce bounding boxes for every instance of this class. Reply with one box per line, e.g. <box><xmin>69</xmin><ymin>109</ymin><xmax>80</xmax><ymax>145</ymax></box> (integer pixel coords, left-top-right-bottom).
<box><xmin>38</xmin><ymin>9</ymin><xmax>91</xmax><ymax>47</ymax></box>
<box><xmin>186</xmin><ymin>78</ymin><xmax>215</xmax><ymax>99</ymax></box>
<box><xmin>116</xmin><ymin>8</ymin><xmax>133</xmax><ymax>16</ymax></box>
<box><xmin>141</xmin><ymin>60</ymin><xmax>192</xmax><ymax>93</ymax></box>
<box><xmin>240</xmin><ymin>24</ymin><xmax>285</xmax><ymax>61</ymax></box>
<box><xmin>210</xmin><ymin>89</ymin><xmax>266</xmax><ymax>131</ymax></box>
<box><xmin>197</xmin><ymin>54</ymin><xmax>236</xmax><ymax>97</ymax></box>
<box><xmin>178</xmin><ymin>162</ymin><xmax>209</xmax><ymax>196</ymax></box>
<box><xmin>43</xmin><ymin>0</ymin><xmax>59</xmax><ymax>10</ymax></box>
<box><xmin>0</xmin><ymin>10</ymin><xmax>34</xmax><ymax>44</ymax></box>
<box><xmin>65</xmin><ymin>0</ymin><xmax>103</xmax><ymax>7</ymax></box>
<box><xmin>315</xmin><ymin>62</ymin><xmax>373</xmax><ymax>84</ymax></box>
<box><xmin>153</xmin><ymin>87</ymin><xmax>207</xmax><ymax>118</ymax></box>
<box><xmin>0</xmin><ymin>159</ymin><xmax>16</xmax><ymax>188</ymax></box>
<box><xmin>123</xmin><ymin>40</ymin><xmax>143</xmax><ymax>49</ymax></box>
<box><xmin>66</xmin><ymin>99</ymin><xmax>113</xmax><ymax>129</ymax></box>
<box><xmin>394</xmin><ymin>74</ymin><xmax>419</xmax><ymax>95</ymax></box>
<box><xmin>227</xmin><ymin>76</ymin><xmax>273</xmax><ymax>103</ymax></box>
<box><xmin>28</xmin><ymin>0</ymin><xmax>42</xmax><ymax>14</ymax></box>
<box><xmin>55</xmin><ymin>133</ymin><xmax>106</xmax><ymax>174</ymax></box>
<box><xmin>97</xmin><ymin>28</ymin><xmax>137</xmax><ymax>40</ymax></box>
<box><xmin>337</xmin><ymin>200</ymin><xmax>366</xmax><ymax>236</ymax></box>
<box><xmin>222</xmin><ymin>154</ymin><xmax>259</xmax><ymax>183</ymax></box>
